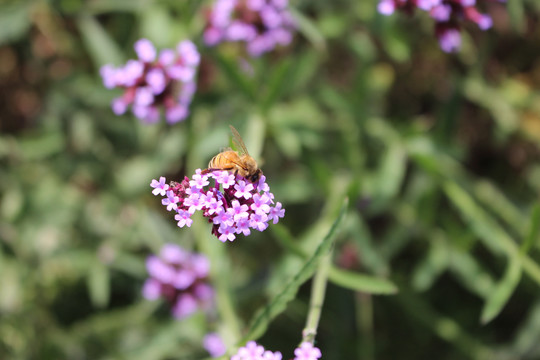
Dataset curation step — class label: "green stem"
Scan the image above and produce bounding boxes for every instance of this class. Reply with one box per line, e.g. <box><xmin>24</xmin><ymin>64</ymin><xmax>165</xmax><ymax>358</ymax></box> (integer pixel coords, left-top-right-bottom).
<box><xmin>198</xmin><ymin>230</ymin><xmax>242</xmax><ymax>343</ymax></box>
<box><xmin>355</xmin><ymin>292</ymin><xmax>374</xmax><ymax>360</ymax></box>
<box><xmin>302</xmin><ymin>246</ymin><xmax>333</xmax><ymax>344</ymax></box>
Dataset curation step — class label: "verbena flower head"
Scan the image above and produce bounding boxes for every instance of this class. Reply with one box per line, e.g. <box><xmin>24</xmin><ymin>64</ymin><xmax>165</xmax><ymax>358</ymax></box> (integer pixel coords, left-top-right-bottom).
<box><xmin>377</xmin><ymin>0</ymin><xmax>501</xmax><ymax>52</ymax></box>
<box><xmin>100</xmin><ymin>39</ymin><xmax>199</xmax><ymax>123</ymax></box>
<box><xmin>231</xmin><ymin>341</ymin><xmax>282</xmax><ymax>360</ymax></box>
<box><xmin>151</xmin><ymin>170</ymin><xmax>284</xmax><ymax>242</ymax></box>
<box><xmin>142</xmin><ymin>243</ymin><xmax>213</xmax><ymax>319</ymax></box>
<box><xmin>293</xmin><ymin>342</ymin><xmax>322</xmax><ymax>360</ymax></box>
<box><xmin>204</xmin><ymin>0</ymin><xmax>296</xmax><ymax>57</ymax></box>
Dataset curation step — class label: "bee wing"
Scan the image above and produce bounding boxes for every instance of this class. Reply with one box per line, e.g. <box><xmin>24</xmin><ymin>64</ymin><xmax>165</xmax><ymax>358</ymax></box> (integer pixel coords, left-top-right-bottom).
<box><xmin>229</xmin><ymin>125</ymin><xmax>250</xmax><ymax>156</ymax></box>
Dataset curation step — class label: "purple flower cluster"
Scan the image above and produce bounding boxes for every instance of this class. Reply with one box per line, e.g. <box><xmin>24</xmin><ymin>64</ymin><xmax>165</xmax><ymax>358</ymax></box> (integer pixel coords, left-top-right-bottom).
<box><xmin>204</xmin><ymin>0</ymin><xmax>296</xmax><ymax>57</ymax></box>
<box><xmin>228</xmin><ymin>341</ymin><xmax>322</xmax><ymax>360</ymax></box>
<box><xmin>377</xmin><ymin>0</ymin><xmax>502</xmax><ymax>52</ymax></box>
<box><xmin>150</xmin><ymin>170</ymin><xmax>284</xmax><ymax>243</ymax></box>
<box><xmin>100</xmin><ymin>39</ymin><xmax>199</xmax><ymax>123</ymax></box>
<box><xmin>142</xmin><ymin>243</ymin><xmax>214</xmax><ymax>319</ymax></box>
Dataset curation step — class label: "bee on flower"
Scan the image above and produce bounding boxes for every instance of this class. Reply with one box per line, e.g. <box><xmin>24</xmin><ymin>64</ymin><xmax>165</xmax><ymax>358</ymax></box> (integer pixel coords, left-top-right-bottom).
<box><xmin>150</xmin><ymin>127</ymin><xmax>284</xmax><ymax>242</ymax></box>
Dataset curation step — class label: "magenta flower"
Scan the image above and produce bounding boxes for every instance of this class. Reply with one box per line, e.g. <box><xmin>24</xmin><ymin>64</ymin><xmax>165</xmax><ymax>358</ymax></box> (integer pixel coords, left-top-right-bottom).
<box><xmin>377</xmin><ymin>0</ymin><xmax>503</xmax><ymax>52</ymax></box>
<box><xmin>142</xmin><ymin>243</ymin><xmax>213</xmax><ymax>319</ymax></box>
<box><xmin>293</xmin><ymin>342</ymin><xmax>322</xmax><ymax>360</ymax></box>
<box><xmin>100</xmin><ymin>39</ymin><xmax>199</xmax><ymax>124</ymax></box>
<box><xmin>151</xmin><ymin>170</ymin><xmax>284</xmax><ymax>243</ymax></box>
<box><xmin>204</xmin><ymin>0</ymin><xmax>296</xmax><ymax>57</ymax></box>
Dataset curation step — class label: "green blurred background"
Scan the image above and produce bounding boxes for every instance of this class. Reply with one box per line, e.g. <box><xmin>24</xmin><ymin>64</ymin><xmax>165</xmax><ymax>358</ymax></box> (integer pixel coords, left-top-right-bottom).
<box><xmin>1</xmin><ymin>0</ymin><xmax>540</xmax><ymax>359</ymax></box>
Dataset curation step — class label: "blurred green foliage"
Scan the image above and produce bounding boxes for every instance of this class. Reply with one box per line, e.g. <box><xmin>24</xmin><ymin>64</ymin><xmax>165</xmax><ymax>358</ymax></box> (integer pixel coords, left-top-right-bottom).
<box><xmin>1</xmin><ymin>0</ymin><xmax>540</xmax><ymax>359</ymax></box>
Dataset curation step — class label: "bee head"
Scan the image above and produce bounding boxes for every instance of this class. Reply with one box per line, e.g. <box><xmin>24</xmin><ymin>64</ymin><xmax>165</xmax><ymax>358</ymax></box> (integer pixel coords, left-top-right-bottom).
<box><xmin>248</xmin><ymin>169</ymin><xmax>263</xmax><ymax>183</ymax></box>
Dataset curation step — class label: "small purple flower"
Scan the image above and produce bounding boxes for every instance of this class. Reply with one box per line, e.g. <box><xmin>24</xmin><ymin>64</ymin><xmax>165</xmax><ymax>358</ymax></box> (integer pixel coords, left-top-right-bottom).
<box><xmin>175</xmin><ymin>209</ymin><xmax>194</xmax><ymax>228</ymax></box>
<box><xmin>143</xmin><ymin>244</ymin><xmax>213</xmax><ymax>319</ymax></box>
<box><xmin>146</xmin><ymin>255</ymin><xmax>176</xmax><ymax>283</ymax></box>
<box><xmin>213</xmin><ymin>208</ymin><xmax>234</xmax><ymax>226</ymax></box>
<box><xmin>190</xmin><ymin>173</ymin><xmax>210</xmax><ymax>189</ymax></box>
<box><xmin>204</xmin><ymin>0</ymin><xmax>296</xmax><ymax>56</ymax></box>
<box><xmin>250</xmin><ymin>212</ymin><xmax>269</xmax><ymax>231</ymax></box>
<box><xmin>162</xmin><ymin>190</ymin><xmax>180</xmax><ymax>211</ymax></box>
<box><xmin>161</xmin><ymin>243</ymin><xmax>187</xmax><ymax>263</ymax></box>
<box><xmin>151</xmin><ymin>177</ymin><xmax>170</xmax><ymax>196</ymax></box>
<box><xmin>142</xmin><ymin>278</ymin><xmax>161</xmax><ymax>300</ymax></box>
<box><xmin>101</xmin><ymin>39</ymin><xmax>199</xmax><ymax>124</ymax></box>
<box><xmin>251</xmin><ymin>193</ymin><xmax>271</xmax><ymax>215</ymax></box>
<box><xmin>218</xmin><ymin>224</ymin><xmax>236</xmax><ymax>242</ymax></box>
<box><xmin>235</xmin><ymin>217</ymin><xmax>252</xmax><ymax>235</ymax></box>
<box><xmin>174</xmin><ymin>269</ymin><xmax>196</xmax><ymax>289</ymax></box>
<box><xmin>172</xmin><ymin>294</ymin><xmax>198</xmax><ymax>319</ymax></box>
<box><xmin>146</xmin><ymin>68</ymin><xmax>167</xmax><ymax>95</ymax></box>
<box><xmin>216</xmin><ymin>171</ymin><xmax>236</xmax><ymax>188</ymax></box>
<box><xmin>268</xmin><ymin>202</ymin><xmax>285</xmax><ymax>224</ymax></box>
<box><xmin>234</xmin><ymin>180</ymin><xmax>254</xmax><ymax>199</ymax></box>
<box><xmin>293</xmin><ymin>342</ymin><xmax>322</xmax><ymax>360</ymax></box>
<box><xmin>134</xmin><ymin>38</ymin><xmax>157</xmax><ymax>63</ymax></box>
<box><xmin>437</xmin><ymin>26</ymin><xmax>462</xmax><ymax>53</ymax></box>
<box><xmin>205</xmin><ymin>196</ymin><xmax>224</xmax><ymax>215</ymax></box>
<box><xmin>231</xmin><ymin>200</ymin><xmax>250</xmax><ymax>220</ymax></box>
<box><xmin>203</xmin><ymin>333</ymin><xmax>227</xmax><ymax>358</ymax></box>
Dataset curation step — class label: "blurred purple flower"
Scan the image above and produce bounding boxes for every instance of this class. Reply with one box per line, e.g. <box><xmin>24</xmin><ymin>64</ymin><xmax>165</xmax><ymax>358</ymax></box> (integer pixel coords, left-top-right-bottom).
<box><xmin>150</xmin><ymin>170</ymin><xmax>284</xmax><ymax>243</ymax></box>
<box><xmin>203</xmin><ymin>0</ymin><xmax>296</xmax><ymax>56</ymax></box>
<box><xmin>142</xmin><ymin>243</ymin><xmax>213</xmax><ymax>319</ymax></box>
<box><xmin>377</xmin><ymin>0</ymin><xmax>503</xmax><ymax>52</ymax></box>
<box><xmin>100</xmin><ymin>39</ymin><xmax>199</xmax><ymax>124</ymax></box>
<box><xmin>203</xmin><ymin>333</ymin><xmax>227</xmax><ymax>358</ymax></box>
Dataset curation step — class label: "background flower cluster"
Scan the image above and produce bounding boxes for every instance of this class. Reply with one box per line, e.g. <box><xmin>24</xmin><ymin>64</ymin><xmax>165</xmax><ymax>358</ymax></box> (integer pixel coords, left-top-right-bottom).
<box><xmin>100</xmin><ymin>39</ymin><xmax>199</xmax><ymax>123</ymax></box>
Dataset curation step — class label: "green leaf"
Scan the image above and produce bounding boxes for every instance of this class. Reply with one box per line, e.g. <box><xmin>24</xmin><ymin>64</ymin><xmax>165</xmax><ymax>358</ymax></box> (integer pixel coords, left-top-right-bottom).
<box><xmin>261</xmin><ymin>58</ymin><xmax>294</xmax><ymax>111</ymax></box>
<box><xmin>0</xmin><ymin>2</ymin><xmax>32</xmax><ymax>46</ymax></box>
<box><xmin>328</xmin><ymin>267</ymin><xmax>398</xmax><ymax>295</ymax></box>
<box><xmin>213</xmin><ymin>53</ymin><xmax>256</xmax><ymax>102</ymax></box>
<box><xmin>289</xmin><ymin>8</ymin><xmax>326</xmax><ymax>53</ymax></box>
<box><xmin>443</xmin><ymin>181</ymin><xmax>507</xmax><ymax>255</ymax></box>
<box><xmin>507</xmin><ymin>0</ymin><xmax>525</xmax><ymax>33</ymax></box>
<box><xmin>77</xmin><ymin>15</ymin><xmax>124</xmax><ymax>67</ymax></box>
<box><xmin>87</xmin><ymin>261</ymin><xmax>110</xmax><ymax>308</ymax></box>
<box><xmin>480</xmin><ymin>254</ymin><xmax>522</xmax><ymax>324</ymax></box>
<box><xmin>374</xmin><ymin>141</ymin><xmax>407</xmax><ymax>201</ymax></box>
<box><xmin>522</xmin><ymin>203</ymin><xmax>540</xmax><ymax>254</ymax></box>
<box><xmin>411</xmin><ymin>235</ymin><xmax>449</xmax><ymax>291</ymax></box>
<box><xmin>240</xmin><ymin>198</ymin><xmax>348</xmax><ymax>342</ymax></box>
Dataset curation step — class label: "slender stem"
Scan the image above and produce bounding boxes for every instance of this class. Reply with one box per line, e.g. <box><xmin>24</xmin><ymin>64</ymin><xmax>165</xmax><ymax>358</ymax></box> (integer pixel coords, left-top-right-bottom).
<box><xmin>356</xmin><ymin>292</ymin><xmax>374</xmax><ymax>360</ymax></box>
<box><xmin>302</xmin><ymin>246</ymin><xmax>333</xmax><ymax>344</ymax></box>
<box><xmin>198</xmin><ymin>229</ymin><xmax>242</xmax><ymax>342</ymax></box>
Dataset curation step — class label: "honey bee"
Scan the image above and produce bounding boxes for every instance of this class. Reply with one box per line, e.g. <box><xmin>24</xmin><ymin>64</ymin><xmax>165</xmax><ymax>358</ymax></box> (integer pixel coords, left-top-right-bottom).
<box><xmin>205</xmin><ymin>125</ymin><xmax>262</xmax><ymax>183</ymax></box>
